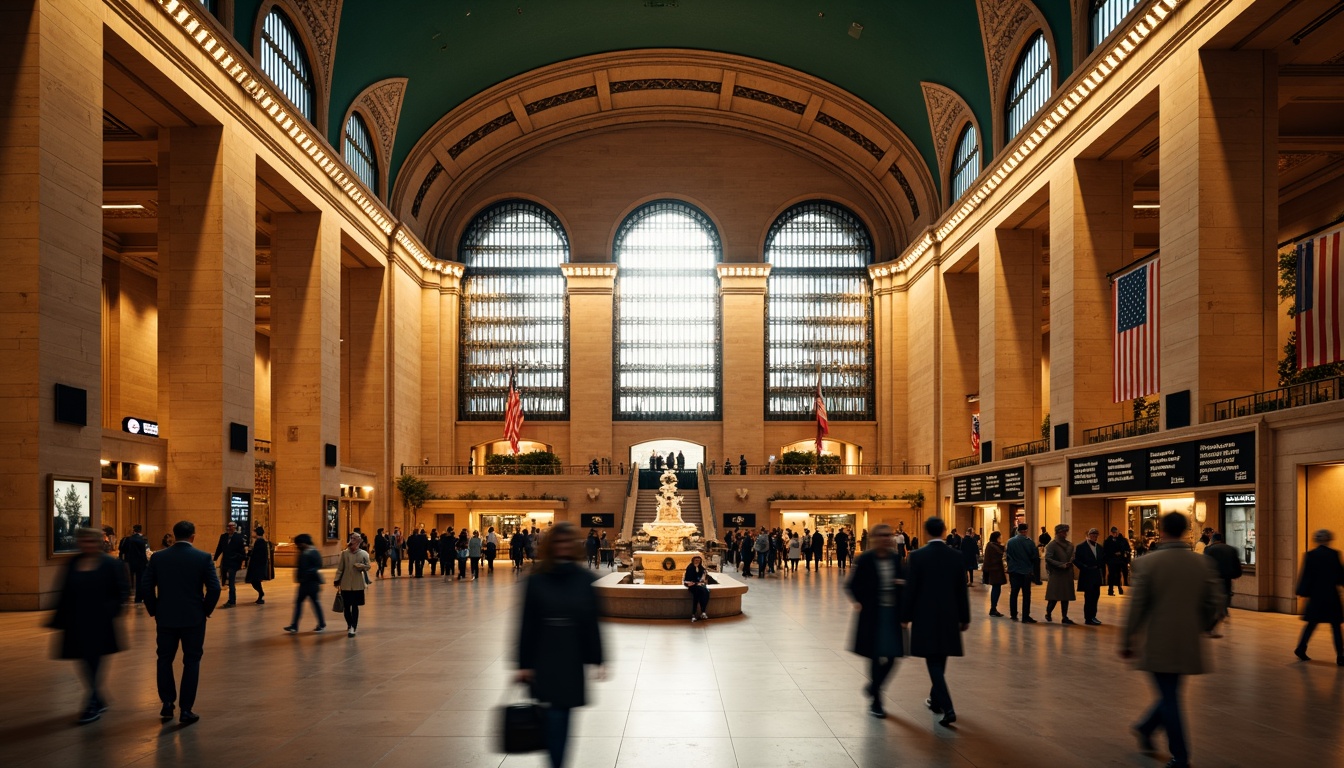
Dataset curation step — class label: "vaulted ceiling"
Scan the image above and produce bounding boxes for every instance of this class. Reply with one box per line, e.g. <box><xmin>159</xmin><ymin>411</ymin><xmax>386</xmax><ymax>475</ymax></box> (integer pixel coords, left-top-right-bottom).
<box><xmin>228</xmin><ymin>0</ymin><xmax>1076</xmax><ymax>192</ymax></box>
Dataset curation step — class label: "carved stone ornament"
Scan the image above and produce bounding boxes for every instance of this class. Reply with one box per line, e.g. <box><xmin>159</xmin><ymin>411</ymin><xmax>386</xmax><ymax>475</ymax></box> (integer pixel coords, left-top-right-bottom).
<box><xmin>975</xmin><ymin>0</ymin><xmax>1039</xmax><ymax>100</ymax></box>
<box><xmin>291</xmin><ymin>0</ymin><xmax>343</xmax><ymax>86</ymax></box>
<box><xmin>920</xmin><ymin>82</ymin><xmax>970</xmax><ymax>170</ymax></box>
<box><xmin>351</xmin><ymin>77</ymin><xmax>409</xmax><ymax>174</ymax></box>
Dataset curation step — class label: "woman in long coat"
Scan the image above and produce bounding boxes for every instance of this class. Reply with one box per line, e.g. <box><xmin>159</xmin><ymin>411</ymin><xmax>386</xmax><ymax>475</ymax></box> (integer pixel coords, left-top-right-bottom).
<box><xmin>515</xmin><ymin>522</ymin><xmax>603</xmax><ymax>768</ymax></box>
<box><xmin>1044</xmin><ymin>524</ymin><xmax>1077</xmax><ymax>624</ymax></box>
<box><xmin>982</xmin><ymin>531</ymin><xmax>1008</xmax><ymax>617</ymax></box>
<box><xmin>1294</xmin><ymin>529</ymin><xmax>1344</xmax><ymax>664</ymax></box>
<box><xmin>959</xmin><ymin>528</ymin><xmax>980</xmax><ymax>586</ymax></box>
<box><xmin>845</xmin><ymin>524</ymin><xmax>905</xmax><ymax>718</ymax></box>
<box><xmin>245</xmin><ymin>525</ymin><xmax>271</xmax><ymax>604</ymax></box>
<box><xmin>49</xmin><ymin>528</ymin><xmax>129</xmax><ymax>724</ymax></box>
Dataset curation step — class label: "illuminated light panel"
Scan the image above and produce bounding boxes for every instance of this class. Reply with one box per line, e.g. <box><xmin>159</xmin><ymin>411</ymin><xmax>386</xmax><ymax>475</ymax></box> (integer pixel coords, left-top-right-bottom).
<box><xmin>882</xmin><ymin>0</ymin><xmax>1183</xmax><ymax>275</ymax></box>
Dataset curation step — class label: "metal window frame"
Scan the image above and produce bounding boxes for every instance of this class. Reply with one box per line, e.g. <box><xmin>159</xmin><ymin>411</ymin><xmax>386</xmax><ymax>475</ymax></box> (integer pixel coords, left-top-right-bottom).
<box><xmin>612</xmin><ymin>200</ymin><xmax>723</xmax><ymax>421</ymax></box>
<box><xmin>458</xmin><ymin>200</ymin><xmax>571</xmax><ymax>422</ymax></box>
<box><xmin>259</xmin><ymin>8</ymin><xmax>314</xmax><ymax>122</ymax></box>
<box><xmin>1005</xmin><ymin>31</ymin><xmax>1052</xmax><ymax>141</ymax></box>
<box><xmin>764</xmin><ymin>201</ymin><xmax>875</xmax><ymax>422</ymax></box>
<box><xmin>949</xmin><ymin>124</ymin><xmax>980</xmax><ymax>203</ymax></box>
<box><xmin>343</xmin><ymin>112</ymin><xmax>378</xmax><ymax>192</ymax></box>
<box><xmin>1089</xmin><ymin>0</ymin><xmax>1143</xmax><ymax>51</ymax></box>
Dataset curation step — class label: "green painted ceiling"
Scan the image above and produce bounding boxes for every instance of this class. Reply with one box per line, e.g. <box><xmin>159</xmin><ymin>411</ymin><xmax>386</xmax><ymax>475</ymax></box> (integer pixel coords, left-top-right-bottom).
<box><xmin>231</xmin><ymin>1</ymin><xmax>1074</xmax><ymax>198</ymax></box>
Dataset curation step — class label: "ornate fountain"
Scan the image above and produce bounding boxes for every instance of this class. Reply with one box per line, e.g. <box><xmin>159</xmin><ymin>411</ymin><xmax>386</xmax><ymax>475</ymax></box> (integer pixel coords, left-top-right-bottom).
<box><xmin>635</xmin><ymin>468</ymin><xmax>702</xmax><ymax>584</ymax></box>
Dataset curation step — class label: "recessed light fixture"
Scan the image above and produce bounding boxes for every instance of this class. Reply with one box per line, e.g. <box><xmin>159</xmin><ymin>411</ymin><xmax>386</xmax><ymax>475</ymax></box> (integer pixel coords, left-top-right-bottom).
<box><xmin>101</xmin><ymin>204</ymin><xmax>145</xmax><ymax>210</ymax></box>
<box><xmin>1133</xmin><ymin>204</ymin><xmax>1160</xmax><ymax>209</ymax></box>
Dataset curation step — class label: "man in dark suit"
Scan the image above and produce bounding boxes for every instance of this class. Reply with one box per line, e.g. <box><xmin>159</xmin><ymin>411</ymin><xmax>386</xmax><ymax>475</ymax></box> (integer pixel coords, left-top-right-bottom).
<box><xmin>118</xmin><ymin>524</ymin><xmax>150</xmax><ymax>603</ymax></box>
<box><xmin>407</xmin><ymin>527</ymin><xmax>428</xmax><ymax>577</ymax></box>
<box><xmin>143</xmin><ymin>520</ymin><xmax>220</xmax><ymax>724</ymax></box>
<box><xmin>845</xmin><ymin>524</ymin><xmax>904</xmax><ymax>718</ymax></box>
<box><xmin>212</xmin><ymin>521</ymin><xmax>247</xmax><ymax>607</ymax></box>
<box><xmin>1293</xmin><ymin>529</ymin><xmax>1344</xmax><ymax>665</ymax></box>
<box><xmin>902</xmin><ymin>517</ymin><xmax>970</xmax><ymax>727</ymax></box>
<box><xmin>1203</xmin><ymin>532</ymin><xmax>1243</xmax><ymax>625</ymax></box>
<box><xmin>1073</xmin><ymin>527</ymin><xmax>1106</xmax><ymax>625</ymax></box>
<box><xmin>1104</xmin><ymin>526</ymin><xmax>1131</xmax><ymax>595</ymax></box>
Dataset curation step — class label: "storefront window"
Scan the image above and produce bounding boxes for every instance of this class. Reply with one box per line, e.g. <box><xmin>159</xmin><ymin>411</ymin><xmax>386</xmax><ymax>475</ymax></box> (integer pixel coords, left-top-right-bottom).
<box><xmin>1223</xmin><ymin>493</ymin><xmax>1256</xmax><ymax>567</ymax></box>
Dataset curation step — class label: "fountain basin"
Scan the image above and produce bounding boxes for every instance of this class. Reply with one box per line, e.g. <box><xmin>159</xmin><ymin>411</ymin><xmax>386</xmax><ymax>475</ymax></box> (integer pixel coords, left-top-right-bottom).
<box><xmin>631</xmin><ymin>551</ymin><xmax>703</xmax><ymax>585</ymax></box>
<box><xmin>594</xmin><ymin>571</ymin><xmax>747</xmax><ymax>619</ymax></box>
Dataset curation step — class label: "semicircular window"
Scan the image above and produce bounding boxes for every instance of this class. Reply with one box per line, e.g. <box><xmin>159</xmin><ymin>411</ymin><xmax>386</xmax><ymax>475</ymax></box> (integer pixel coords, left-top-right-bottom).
<box><xmin>1090</xmin><ymin>0</ymin><xmax>1142</xmax><ymax>50</ymax></box>
<box><xmin>765</xmin><ymin>201</ymin><xmax>874</xmax><ymax>421</ymax></box>
<box><xmin>949</xmin><ymin>123</ymin><xmax>980</xmax><ymax>203</ymax></box>
<box><xmin>458</xmin><ymin>201</ymin><xmax>569</xmax><ymax>421</ymax></box>
<box><xmin>343</xmin><ymin>112</ymin><xmax>377</xmax><ymax>192</ymax></box>
<box><xmin>259</xmin><ymin>8</ymin><xmax>314</xmax><ymax>122</ymax></box>
<box><xmin>1005</xmin><ymin>31</ymin><xmax>1052</xmax><ymax>141</ymax></box>
<box><xmin>613</xmin><ymin>200</ymin><xmax>722</xmax><ymax>420</ymax></box>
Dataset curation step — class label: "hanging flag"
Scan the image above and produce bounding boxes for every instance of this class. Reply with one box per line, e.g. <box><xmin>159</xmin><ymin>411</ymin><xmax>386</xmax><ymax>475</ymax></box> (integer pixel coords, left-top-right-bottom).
<box><xmin>1297</xmin><ymin>227</ymin><xmax>1344</xmax><ymax>370</ymax></box>
<box><xmin>1113</xmin><ymin>259</ymin><xmax>1160</xmax><ymax>403</ymax></box>
<box><xmin>813</xmin><ymin>371</ymin><xmax>829</xmax><ymax>456</ymax></box>
<box><xmin>503</xmin><ymin>370</ymin><xmax>524</xmax><ymax>454</ymax></box>
<box><xmin>971</xmin><ymin>413</ymin><xmax>980</xmax><ymax>453</ymax></box>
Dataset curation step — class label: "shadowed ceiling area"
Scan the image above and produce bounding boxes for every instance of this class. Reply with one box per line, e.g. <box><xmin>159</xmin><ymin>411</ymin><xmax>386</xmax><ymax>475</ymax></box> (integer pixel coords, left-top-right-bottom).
<box><xmin>229</xmin><ymin>0</ymin><xmax>1075</xmax><ymax>188</ymax></box>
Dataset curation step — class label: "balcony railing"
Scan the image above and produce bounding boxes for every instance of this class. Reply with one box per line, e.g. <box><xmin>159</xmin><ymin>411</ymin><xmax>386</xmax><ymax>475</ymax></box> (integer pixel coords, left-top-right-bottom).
<box><xmin>948</xmin><ymin>454</ymin><xmax>980</xmax><ymax>470</ymax></box>
<box><xmin>254</xmin><ymin>439</ymin><xmax>271</xmax><ymax>454</ymax></box>
<box><xmin>1082</xmin><ymin>415</ymin><xmax>1159</xmax><ymax>445</ymax></box>
<box><xmin>1002</xmin><ymin>437</ymin><xmax>1050</xmax><ymax>459</ymax></box>
<box><xmin>401</xmin><ymin>464</ymin><xmax>624</xmax><ymax>477</ymax></box>
<box><xmin>402</xmin><ymin>462</ymin><xmax>932</xmax><ymax>477</ymax></box>
<box><xmin>749</xmin><ymin>463</ymin><xmax>931</xmax><ymax>476</ymax></box>
<box><xmin>1205</xmin><ymin>377</ymin><xmax>1344</xmax><ymax>422</ymax></box>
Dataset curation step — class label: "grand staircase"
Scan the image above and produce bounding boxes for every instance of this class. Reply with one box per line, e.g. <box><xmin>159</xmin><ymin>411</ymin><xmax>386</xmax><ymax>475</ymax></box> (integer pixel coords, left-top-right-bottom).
<box><xmin>632</xmin><ymin>489</ymin><xmax>702</xmax><ymax>536</ymax></box>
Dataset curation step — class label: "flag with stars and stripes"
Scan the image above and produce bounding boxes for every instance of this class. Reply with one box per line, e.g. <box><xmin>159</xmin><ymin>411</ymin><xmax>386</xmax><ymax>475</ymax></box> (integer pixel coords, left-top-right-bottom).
<box><xmin>1113</xmin><ymin>259</ymin><xmax>1160</xmax><ymax>402</ymax></box>
<box><xmin>1297</xmin><ymin>227</ymin><xmax>1344</xmax><ymax>370</ymax></box>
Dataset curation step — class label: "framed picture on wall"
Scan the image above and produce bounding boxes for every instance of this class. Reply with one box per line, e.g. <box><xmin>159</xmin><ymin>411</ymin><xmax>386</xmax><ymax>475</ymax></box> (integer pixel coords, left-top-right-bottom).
<box><xmin>324</xmin><ymin>496</ymin><xmax>339</xmax><ymax>542</ymax></box>
<box><xmin>50</xmin><ymin>475</ymin><xmax>93</xmax><ymax>557</ymax></box>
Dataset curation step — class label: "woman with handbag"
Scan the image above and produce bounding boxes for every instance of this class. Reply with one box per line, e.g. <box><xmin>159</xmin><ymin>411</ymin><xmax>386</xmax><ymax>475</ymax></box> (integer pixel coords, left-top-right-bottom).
<box><xmin>334</xmin><ymin>533</ymin><xmax>371</xmax><ymax>637</ymax></box>
<box><xmin>245</xmin><ymin>526</ymin><xmax>271</xmax><ymax>604</ymax></box>
<box><xmin>514</xmin><ymin>521</ymin><xmax>604</xmax><ymax>768</ymax></box>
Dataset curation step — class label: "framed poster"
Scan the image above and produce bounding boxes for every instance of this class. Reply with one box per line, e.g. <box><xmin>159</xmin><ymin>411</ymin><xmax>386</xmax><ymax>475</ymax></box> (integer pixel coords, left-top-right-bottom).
<box><xmin>324</xmin><ymin>496</ymin><xmax>340</xmax><ymax>542</ymax></box>
<box><xmin>50</xmin><ymin>475</ymin><xmax>93</xmax><ymax>557</ymax></box>
<box><xmin>228</xmin><ymin>488</ymin><xmax>252</xmax><ymax>535</ymax></box>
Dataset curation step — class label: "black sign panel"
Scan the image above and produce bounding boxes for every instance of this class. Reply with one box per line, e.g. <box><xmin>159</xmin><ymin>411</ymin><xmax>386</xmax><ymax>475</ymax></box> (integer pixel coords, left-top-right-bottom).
<box><xmin>953</xmin><ymin>466</ymin><xmax>1027</xmax><ymax>504</ymax></box>
<box><xmin>228</xmin><ymin>489</ymin><xmax>251</xmax><ymax>532</ymax></box>
<box><xmin>1068</xmin><ymin>431</ymin><xmax>1255</xmax><ymax>496</ymax></box>
<box><xmin>723</xmin><ymin>513</ymin><xmax>757</xmax><ymax>529</ymax></box>
<box><xmin>122</xmin><ymin>416</ymin><xmax>160</xmax><ymax>437</ymax></box>
<box><xmin>583</xmin><ymin>513</ymin><xmax>615</xmax><ymax>528</ymax></box>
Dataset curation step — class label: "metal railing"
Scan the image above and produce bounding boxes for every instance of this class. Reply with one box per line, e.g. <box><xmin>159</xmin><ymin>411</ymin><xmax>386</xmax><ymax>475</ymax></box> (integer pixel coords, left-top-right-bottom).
<box><xmin>400</xmin><ymin>464</ymin><xmax>626</xmax><ymax>477</ymax></box>
<box><xmin>1082</xmin><ymin>415</ymin><xmax>1159</xmax><ymax>445</ymax></box>
<box><xmin>254</xmin><ymin>439</ymin><xmax>271</xmax><ymax>455</ymax></box>
<box><xmin>948</xmin><ymin>454</ymin><xmax>980</xmax><ymax>470</ymax></box>
<box><xmin>402</xmin><ymin>461</ymin><xmax>932</xmax><ymax>478</ymax></box>
<box><xmin>1002</xmin><ymin>438</ymin><xmax>1050</xmax><ymax>459</ymax></box>
<box><xmin>709</xmin><ymin>463</ymin><xmax>932</xmax><ymax>476</ymax></box>
<box><xmin>1205</xmin><ymin>377</ymin><xmax>1344</xmax><ymax>422</ymax></box>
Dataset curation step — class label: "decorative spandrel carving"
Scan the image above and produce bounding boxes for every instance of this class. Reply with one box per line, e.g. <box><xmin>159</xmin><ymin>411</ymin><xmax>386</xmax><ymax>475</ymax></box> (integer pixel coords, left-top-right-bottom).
<box><xmin>975</xmin><ymin>0</ymin><xmax>1038</xmax><ymax>97</ymax></box>
<box><xmin>351</xmin><ymin>77</ymin><xmax>409</xmax><ymax>178</ymax></box>
<box><xmin>292</xmin><ymin>0</ymin><xmax>343</xmax><ymax>85</ymax></box>
<box><xmin>921</xmin><ymin>82</ymin><xmax>970</xmax><ymax>169</ymax></box>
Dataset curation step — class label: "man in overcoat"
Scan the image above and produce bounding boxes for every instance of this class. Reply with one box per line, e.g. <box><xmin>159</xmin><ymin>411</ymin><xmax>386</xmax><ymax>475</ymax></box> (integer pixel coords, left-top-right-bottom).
<box><xmin>902</xmin><ymin>517</ymin><xmax>970</xmax><ymax>727</ymax></box>
<box><xmin>144</xmin><ymin>520</ymin><xmax>221</xmax><ymax>724</ymax></box>
<box><xmin>1073</xmin><ymin>528</ymin><xmax>1106</xmax><ymax>625</ymax></box>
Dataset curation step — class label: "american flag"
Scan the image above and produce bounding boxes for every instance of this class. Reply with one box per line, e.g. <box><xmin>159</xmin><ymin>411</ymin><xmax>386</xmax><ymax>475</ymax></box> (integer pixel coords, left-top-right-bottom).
<box><xmin>813</xmin><ymin>372</ymin><xmax>829</xmax><ymax>455</ymax></box>
<box><xmin>1297</xmin><ymin>226</ymin><xmax>1344</xmax><ymax>370</ymax></box>
<box><xmin>1113</xmin><ymin>259</ymin><xmax>1160</xmax><ymax>402</ymax></box>
<box><xmin>503</xmin><ymin>371</ymin><xmax>524</xmax><ymax>454</ymax></box>
<box><xmin>971</xmin><ymin>413</ymin><xmax>980</xmax><ymax>452</ymax></box>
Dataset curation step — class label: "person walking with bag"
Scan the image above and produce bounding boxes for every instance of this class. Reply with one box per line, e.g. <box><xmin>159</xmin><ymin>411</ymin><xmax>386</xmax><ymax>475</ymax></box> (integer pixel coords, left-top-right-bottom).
<box><xmin>334</xmin><ymin>533</ymin><xmax>371</xmax><ymax>637</ymax></box>
<box><xmin>283</xmin><ymin>533</ymin><xmax>325</xmax><ymax>634</ymax></box>
<box><xmin>515</xmin><ymin>522</ymin><xmax>604</xmax><ymax>768</ymax></box>
<box><xmin>1293</xmin><ymin>529</ymin><xmax>1344</xmax><ymax>665</ymax></box>
<box><xmin>49</xmin><ymin>528</ymin><xmax>130</xmax><ymax>724</ymax></box>
<box><xmin>245</xmin><ymin>526</ymin><xmax>271</xmax><ymax>604</ymax></box>
<box><xmin>846</xmin><ymin>524</ymin><xmax>905</xmax><ymax>719</ymax></box>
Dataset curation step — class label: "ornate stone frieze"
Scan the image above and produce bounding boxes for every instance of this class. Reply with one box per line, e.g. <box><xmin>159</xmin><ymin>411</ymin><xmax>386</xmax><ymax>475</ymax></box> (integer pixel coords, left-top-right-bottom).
<box><xmin>350</xmin><ymin>77</ymin><xmax>408</xmax><ymax>178</ymax></box>
<box><xmin>815</xmin><ymin>112</ymin><xmax>885</xmax><ymax>161</ymax></box>
<box><xmin>920</xmin><ymin>82</ymin><xmax>970</xmax><ymax>169</ymax></box>
<box><xmin>732</xmin><ymin>85</ymin><xmax>806</xmax><ymax>114</ymax></box>
<box><xmin>411</xmin><ymin>162</ymin><xmax>444</xmax><ymax>218</ymax></box>
<box><xmin>525</xmin><ymin>86</ymin><xmax>598</xmax><ymax>114</ymax></box>
<box><xmin>975</xmin><ymin>0</ymin><xmax>1038</xmax><ymax>98</ymax></box>
<box><xmin>608</xmin><ymin>78</ymin><xmax>721</xmax><ymax>94</ymax></box>
<box><xmin>447</xmin><ymin>113</ymin><xmax>517</xmax><ymax>160</ymax></box>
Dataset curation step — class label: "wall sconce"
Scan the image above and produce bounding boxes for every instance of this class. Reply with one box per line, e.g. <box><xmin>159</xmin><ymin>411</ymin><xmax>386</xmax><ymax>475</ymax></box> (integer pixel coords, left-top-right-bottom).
<box><xmin>736</xmin><ymin>488</ymin><xmax>749</xmax><ymax>501</ymax></box>
<box><xmin>587</xmin><ymin>487</ymin><xmax>601</xmax><ymax>501</ymax></box>
<box><xmin>1194</xmin><ymin>502</ymin><xmax>1206</xmax><ymax>525</ymax></box>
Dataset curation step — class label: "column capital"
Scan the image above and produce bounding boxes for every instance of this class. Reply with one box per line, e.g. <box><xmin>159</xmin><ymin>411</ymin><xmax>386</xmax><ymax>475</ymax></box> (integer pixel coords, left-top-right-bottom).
<box><xmin>562</xmin><ymin>262</ymin><xmax>617</xmax><ymax>294</ymax></box>
<box><xmin>717</xmin><ymin>263</ymin><xmax>770</xmax><ymax>294</ymax></box>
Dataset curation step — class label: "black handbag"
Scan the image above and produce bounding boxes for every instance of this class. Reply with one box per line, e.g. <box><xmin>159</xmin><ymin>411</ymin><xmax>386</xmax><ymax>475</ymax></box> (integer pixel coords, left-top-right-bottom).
<box><xmin>499</xmin><ymin>693</ymin><xmax>546</xmax><ymax>753</ymax></box>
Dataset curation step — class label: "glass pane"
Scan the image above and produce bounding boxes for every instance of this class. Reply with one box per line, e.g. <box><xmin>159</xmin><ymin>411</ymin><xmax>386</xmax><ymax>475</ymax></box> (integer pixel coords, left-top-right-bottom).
<box><xmin>765</xmin><ymin>202</ymin><xmax>874</xmax><ymax>421</ymax></box>
<box><xmin>458</xmin><ymin>201</ymin><xmax>570</xmax><ymax>420</ymax></box>
<box><xmin>614</xmin><ymin>201</ymin><xmax>722</xmax><ymax>420</ymax></box>
<box><xmin>1005</xmin><ymin>32</ymin><xmax>1051</xmax><ymax>141</ymax></box>
<box><xmin>260</xmin><ymin>10</ymin><xmax>314</xmax><ymax>122</ymax></box>
<box><xmin>950</xmin><ymin>124</ymin><xmax>980</xmax><ymax>202</ymax></box>
<box><xmin>1090</xmin><ymin>0</ymin><xmax>1142</xmax><ymax>50</ymax></box>
<box><xmin>344</xmin><ymin>113</ymin><xmax>377</xmax><ymax>191</ymax></box>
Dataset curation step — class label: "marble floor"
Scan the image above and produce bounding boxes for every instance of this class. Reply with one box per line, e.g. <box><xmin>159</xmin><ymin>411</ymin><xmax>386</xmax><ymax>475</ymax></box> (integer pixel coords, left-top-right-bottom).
<box><xmin>1</xmin><ymin>560</ymin><xmax>1339</xmax><ymax>768</ymax></box>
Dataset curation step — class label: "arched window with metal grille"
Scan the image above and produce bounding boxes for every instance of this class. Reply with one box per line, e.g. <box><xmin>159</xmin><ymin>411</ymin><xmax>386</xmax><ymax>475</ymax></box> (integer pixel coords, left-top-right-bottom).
<box><xmin>1005</xmin><ymin>31</ymin><xmax>1052</xmax><ymax>141</ymax></box>
<box><xmin>1089</xmin><ymin>0</ymin><xmax>1142</xmax><ymax>50</ymax></box>
<box><xmin>765</xmin><ymin>201</ymin><xmax>874</xmax><ymax>421</ymax></box>
<box><xmin>259</xmin><ymin>8</ymin><xmax>314</xmax><ymax>122</ymax></box>
<box><xmin>613</xmin><ymin>200</ymin><xmax>722</xmax><ymax>420</ymax></box>
<box><xmin>458</xmin><ymin>201</ymin><xmax>570</xmax><ymax>421</ymax></box>
<box><xmin>343</xmin><ymin>112</ymin><xmax>377</xmax><ymax>192</ymax></box>
<box><xmin>949</xmin><ymin>124</ymin><xmax>980</xmax><ymax>203</ymax></box>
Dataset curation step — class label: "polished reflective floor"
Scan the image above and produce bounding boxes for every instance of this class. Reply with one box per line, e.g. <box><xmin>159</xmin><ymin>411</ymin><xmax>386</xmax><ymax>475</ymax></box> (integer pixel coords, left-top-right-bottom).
<box><xmin>1</xmin><ymin>560</ymin><xmax>1339</xmax><ymax>767</ymax></box>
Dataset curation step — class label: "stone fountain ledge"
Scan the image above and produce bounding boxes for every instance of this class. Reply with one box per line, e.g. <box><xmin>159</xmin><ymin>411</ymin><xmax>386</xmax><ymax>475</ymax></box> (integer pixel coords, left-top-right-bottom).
<box><xmin>594</xmin><ymin>571</ymin><xmax>748</xmax><ymax>620</ymax></box>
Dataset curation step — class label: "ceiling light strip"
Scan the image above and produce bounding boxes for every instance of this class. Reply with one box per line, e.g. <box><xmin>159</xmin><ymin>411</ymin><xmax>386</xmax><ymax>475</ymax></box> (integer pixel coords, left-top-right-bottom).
<box><xmin>893</xmin><ymin>0</ymin><xmax>1181</xmax><ymax>274</ymax></box>
<box><xmin>154</xmin><ymin>0</ymin><xmax>395</xmax><ymax>239</ymax></box>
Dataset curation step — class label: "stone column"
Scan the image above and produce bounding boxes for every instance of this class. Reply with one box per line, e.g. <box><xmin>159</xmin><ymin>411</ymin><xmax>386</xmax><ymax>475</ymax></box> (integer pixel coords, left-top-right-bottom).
<box><xmin>156</xmin><ymin>126</ymin><xmax>256</xmax><ymax>551</ymax></box>
<box><xmin>0</xmin><ymin>0</ymin><xmax>103</xmax><ymax>609</ymax></box>
<box><xmin>941</xmin><ymin>272</ymin><xmax>979</xmax><ymax>467</ymax></box>
<box><xmin>719</xmin><ymin>265</ymin><xmax>770</xmax><ymax>467</ymax></box>
<box><xmin>270</xmin><ymin>212</ymin><xmax>341</xmax><ymax>554</ymax></box>
<box><xmin>420</xmin><ymin>265</ymin><xmax>460</xmax><ymax>466</ymax></box>
<box><xmin>343</xmin><ymin>265</ymin><xmax>387</xmax><ymax>528</ymax></box>
<box><xmin>1050</xmin><ymin>159</ymin><xmax>1133</xmax><ymax>441</ymax></box>
<box><xmin>562</xmin><ymin>264</ymin><xmax>617</xmax><ymax>465</ymax></box>
<box><xmin>979</xmin><ymin>228</ymin><xmax>1042</xmax><ymax>459</ymax></box>
<box><xmin>870</xmin><ymin>268</ymin><xmax>903</xmax><ymax>467</ymax></box>
<box><xmin>1159</xmin><ymin>50</ymin><xmax>1278</xmax><ymax>419</ymax></box>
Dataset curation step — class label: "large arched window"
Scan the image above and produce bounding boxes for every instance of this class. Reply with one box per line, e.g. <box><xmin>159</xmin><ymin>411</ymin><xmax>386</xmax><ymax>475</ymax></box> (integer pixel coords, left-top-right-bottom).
<box><xmin>1089</xmin><ymin>0</ymin><xmax>1142</xmax><ymax>50</ymax></box>
<box><xmin>949</xmin><ymin>124</ymin><xmax>980</xmax><ymax>203</ymax></box>
<box><xmin>1005</xmin><ymin>31</ymin><xmax>1052</xmax><ymax>141</ymax></box>
<box><xmin>259</xmin><ymin>8</ymin><xmax>314</xmax><ymax>122</ymax></box>
<box><xmin>765</xmin><ymin>202</ymin><xmax>874</xmax><ymax>421</ymax></box>
<box><xmin>458</xmin><ymin>201</ymin><xmax>569</xmax><ymax>421</ymax></box>
<box><xmin>613</xmin><ymin>201</ymin><xmax>721</xmax><ymax>420</ymax></box>
<box><xmin>343</xmin><ymin>112</ymin><xmax>377</xmax><ymax>192</ymax></box>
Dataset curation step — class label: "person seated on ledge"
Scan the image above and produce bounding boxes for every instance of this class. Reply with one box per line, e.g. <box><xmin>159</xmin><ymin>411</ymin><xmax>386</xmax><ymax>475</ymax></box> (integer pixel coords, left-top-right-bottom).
<box><xmin>684</xmin><ymin>555</ymin><xmax>710</xmax><ymax>623</ymax></box>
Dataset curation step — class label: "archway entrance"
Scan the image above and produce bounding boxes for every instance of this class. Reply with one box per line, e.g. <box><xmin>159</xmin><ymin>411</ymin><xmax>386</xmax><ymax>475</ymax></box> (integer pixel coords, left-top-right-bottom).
<box><xmin>629</xmin><ymin>439</ymin><xmax>705</xmax><ymax>471</ymax></box>
<box><xmin>777</xmin><ymin>438</ymin><xmax>862</xmax><ymax>473</ymax></box>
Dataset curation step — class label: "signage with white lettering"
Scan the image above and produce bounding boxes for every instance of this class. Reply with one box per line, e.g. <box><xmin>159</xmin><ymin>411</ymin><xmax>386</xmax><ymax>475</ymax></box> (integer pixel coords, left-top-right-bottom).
<box><xmin>1068</xmin><ymin>432</ymin><xmax>1255</xmax><ymax>496</ymax></box>
<box><xmin>953</xmin><ymin>467</ymin><xmax>1026</xmax><ymax>504</ymax></box>
<box><xmin>1223</xmin><ymin>492</ymin><xmax>1255</xmax><ymax>506</ymax></box>
<box><xmin>122</xmin><ymin>417</ymin><xmax>159</xmax><ymax>437</ymax></box>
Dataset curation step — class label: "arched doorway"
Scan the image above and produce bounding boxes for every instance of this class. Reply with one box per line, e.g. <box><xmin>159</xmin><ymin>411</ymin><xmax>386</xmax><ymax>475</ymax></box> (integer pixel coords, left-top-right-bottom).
<box><xmin>776</xmin><ymin>438</ymin><xmax>863</xmax><ymax>473</ymax></box>
<box><xmin>628</xmin><ymin>439</ymin><xmax>705</xmax><ymax>471</ymax></box>
<box><xmin>467</xmin><ymin>439</ymin><xmax>554</xmax><ymax>474</ymax></box>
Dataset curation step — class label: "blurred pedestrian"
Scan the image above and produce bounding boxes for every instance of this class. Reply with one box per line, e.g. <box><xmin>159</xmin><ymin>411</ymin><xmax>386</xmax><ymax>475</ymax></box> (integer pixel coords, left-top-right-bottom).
<box><xmin>846</xmin><ymin>524</ymin><xmax>904</xmax><ymax>718</ymax></box>
<box><xmin>283</xmin><ymin>533</ymin><xmax>325</xmax><ymax>633</ymax></box>
<box><xmin>245</xmin><ymin>526</ymin><xmax>270</xmax><ymax>604</ymax></box>
<box><xmin>49</xmin><ymin>528</ymin><xmax>129</xmax><ymax>724</ymax></box>
<box><xmin>515</xmin><ymin>522</ymin><xmax>604</xmax><ymax>768</ymax></box>
<box><xmin>1121</xmin><ymin>512</ymin><xmax>1222</xmax><ymax>768</ymax></box>
<box><xmin>117</xmin><ymin>524</ymin><xmax>149</xmax><ymax>603</ymax></box>
<box><xmin>1293</xmin><ymin>529</ymin><xmax>1344</xmax><ymax>665</ymax></box>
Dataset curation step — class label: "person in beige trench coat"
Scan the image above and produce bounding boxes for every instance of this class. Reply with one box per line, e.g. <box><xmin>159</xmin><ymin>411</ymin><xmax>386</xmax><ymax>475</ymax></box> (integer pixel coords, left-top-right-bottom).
<box><xmin>1044</xmin><ymin>524</ymin><xmax>1076</xmax><ymax>624</ymax></box>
